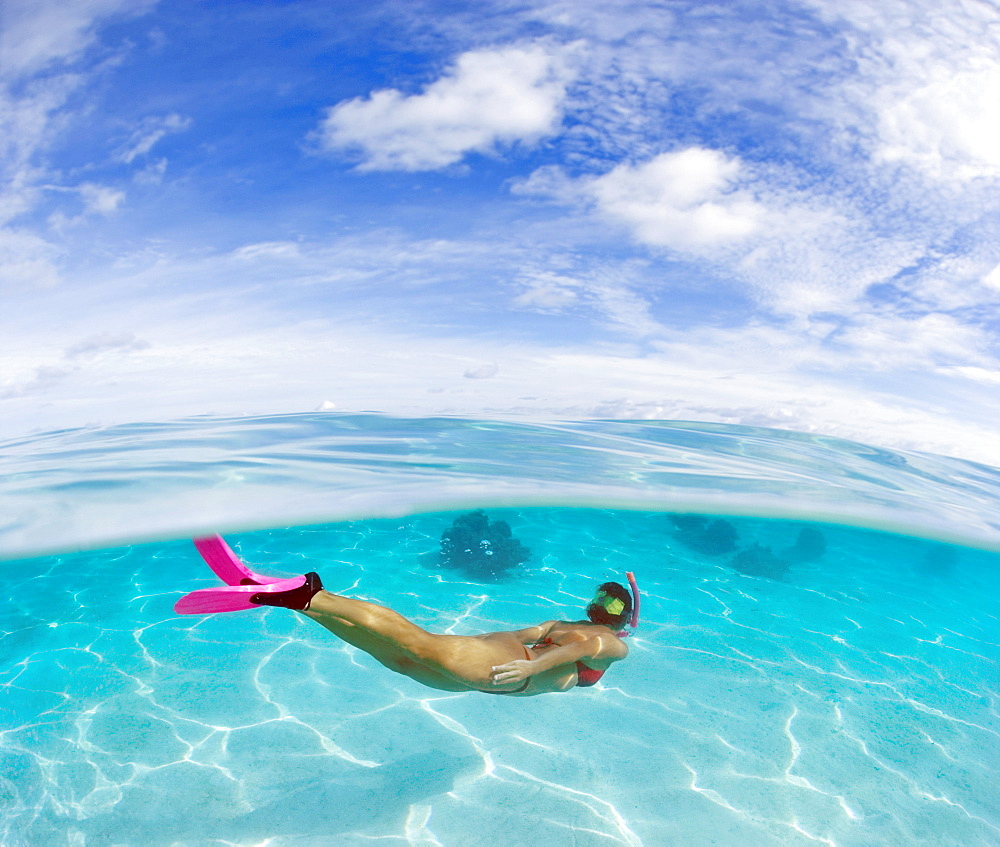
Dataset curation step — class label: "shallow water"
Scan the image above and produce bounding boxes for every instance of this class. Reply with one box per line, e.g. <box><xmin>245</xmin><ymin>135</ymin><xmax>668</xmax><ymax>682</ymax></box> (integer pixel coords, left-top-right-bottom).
<box><xmin>1</xmin><ymin>415</ymin><xmax>998</xmax><ymax>846</ymax></box>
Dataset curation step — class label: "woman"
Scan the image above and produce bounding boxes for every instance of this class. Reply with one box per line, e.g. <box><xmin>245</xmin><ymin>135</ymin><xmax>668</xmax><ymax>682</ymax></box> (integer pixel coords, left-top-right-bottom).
<box><xmin>176</xmin><ymin>536</ymin><xmax>633</xmax><ymax>696</ymax></box>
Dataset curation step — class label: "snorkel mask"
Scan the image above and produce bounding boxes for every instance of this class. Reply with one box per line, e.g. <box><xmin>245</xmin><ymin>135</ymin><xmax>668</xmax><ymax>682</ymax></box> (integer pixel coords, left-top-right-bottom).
<box><xmin>590</xmin><ymin>588</ymin><xmax>626</xmax><ymax>618</ymax></box>
<box><xmin>587</xmin><ymin>572</ymin><xmax>641</xmax><ymax>637</ymax></box>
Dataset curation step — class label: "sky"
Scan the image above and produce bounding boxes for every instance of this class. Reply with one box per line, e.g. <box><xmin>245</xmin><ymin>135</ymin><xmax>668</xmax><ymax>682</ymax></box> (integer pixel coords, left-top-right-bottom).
<box><xmin>2</xmin><ymin>0</ymin><xmax>1000</xmax><ymax>465</ymax></box>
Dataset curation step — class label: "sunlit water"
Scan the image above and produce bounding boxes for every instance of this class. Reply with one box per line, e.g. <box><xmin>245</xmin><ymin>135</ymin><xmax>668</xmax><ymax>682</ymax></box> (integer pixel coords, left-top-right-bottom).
<box><xmin>1</xmin><ymin>415</ymin><xmax>998</xmax><ymax>846</ymax></box>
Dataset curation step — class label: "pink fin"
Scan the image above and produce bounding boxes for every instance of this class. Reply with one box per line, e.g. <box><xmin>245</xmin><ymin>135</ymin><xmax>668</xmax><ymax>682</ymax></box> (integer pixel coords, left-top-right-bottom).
<box><xmin>174</xmin><ymin>575</ymin><xmax>307</xmax><ymax>615</ymax></box>
<box><xmin>193</xmin><ymin>535</ymin><xmax>283</xmax><ymax>585</ymax></box>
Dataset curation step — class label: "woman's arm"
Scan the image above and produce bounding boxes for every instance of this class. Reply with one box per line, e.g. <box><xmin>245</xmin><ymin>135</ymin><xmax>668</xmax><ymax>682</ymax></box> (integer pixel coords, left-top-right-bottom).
<box><xmin>506</xmin><ymin>621</ymin><xmax>558</xmax><ymax>645</ymax></box>
<box><xmin>490</xmin><ymin>633</ymin><xmax>627</xmax><ymax>685</ymax></box>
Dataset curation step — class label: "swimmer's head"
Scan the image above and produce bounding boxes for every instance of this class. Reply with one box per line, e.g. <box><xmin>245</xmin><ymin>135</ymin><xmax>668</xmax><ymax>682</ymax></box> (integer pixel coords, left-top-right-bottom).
<box><xmin>586</xmin><ymin>581</ymin><xmax>632</xmax><ymax>628</ymax></box>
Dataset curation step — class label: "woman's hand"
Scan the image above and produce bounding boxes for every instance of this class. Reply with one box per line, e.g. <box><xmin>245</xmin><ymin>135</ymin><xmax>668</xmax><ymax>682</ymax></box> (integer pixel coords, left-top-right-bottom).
<box><xmin>490</xmin><ymin>659</ymin><xmax>532</xmax><ymax>685</ymax></box>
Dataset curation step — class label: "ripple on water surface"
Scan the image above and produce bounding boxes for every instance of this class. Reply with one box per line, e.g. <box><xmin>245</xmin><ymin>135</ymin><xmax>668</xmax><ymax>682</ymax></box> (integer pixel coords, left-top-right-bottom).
<box><xmin>2</xmin><ymin>414</ymin><xmax>1000</xmax><ymax>559</ymax></box>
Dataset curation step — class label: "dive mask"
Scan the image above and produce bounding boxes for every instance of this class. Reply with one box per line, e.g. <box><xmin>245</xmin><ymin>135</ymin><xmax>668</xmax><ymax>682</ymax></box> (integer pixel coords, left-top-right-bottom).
<box><xmin>590</xmin><ymin>588</ymin><xmax>626</xmax><ymax>617</ymax></box>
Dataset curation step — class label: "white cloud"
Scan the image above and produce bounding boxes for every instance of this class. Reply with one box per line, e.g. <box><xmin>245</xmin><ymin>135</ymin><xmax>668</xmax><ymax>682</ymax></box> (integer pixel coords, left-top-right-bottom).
<box><xmin>0</xmin><ymin>228</ymin><xmax>61</xmax><ymax>290</ymax></box>
<box><xmin>463</xmin><ymin>363</ymin><xmax>499</xmax><ymax>379</ymax></box>
<box><xmin>875</xmin><ymin>62</ymin><xmax>1000</xmax><ymax>180</ymax></box>
<box><xmin>79</xmin><ymin>182</ymin><xmax>125</xmax><ymax>215</ymax></box>
<box><xmin>132</xmin><ymin>157</ymin><xmax>167</xmax><ymax>185</ymax></box>
<box><xmin>0</xmin><ymin>364</ymin><xmax>73</xmax><ymax>399</ymax></box>
<box><xmin>231</xmin><ymin>241</ymin><xmax>303</xmax><ymax>261</ymax></box>
<box><xmin>737</xmin><ymin>207</ymin><xmax>923</xmax><ymax>317</ymax></box>
<box><xmin>983</xmin><ymin>263</ymin><xmax>1000</xmax><ymax>292</ymax></box>
<box><xmin>503</xmin><ymin>0</ymin><xmax>1000</xmax><ymax>325</ymax></box>
<box><xmin>0</xmin><ymin>0</ymin><xmax>153</xmax><ymax>80</ymax></box>
<box><xmin>515</xmin><ymin>150</ymin><xmax>920</xmax><ymax>317</ymax></box>
<box><xmin>0</xmin><ymin>75</ymin><xmax>84</xmax><ymax>224</ymax></box>
<box><xmin>516</xmin><ymin>148</ymin><xmax>767</xmax><ymax>254</ymax></box>
<box><xmin>835</xmin><ymin>312</ymin><xmax>993</xmax><ymax>371</ymax></box>
<box><xmin>585</xmin><ymin>149</ymin><xmax>764</xmax><ymax>249</ymax></box>
<box><xmin>938</xmin><ymin>366</ymin><xmax>1000</xmax><ymax>386</ymax></box>
<box><xmin>64</xmin><ymin>331</ymin><xmax>149</xmax><ymax>359</ymax></box>
<box><xmin>0</xmin><ymin>1</ymin><xmax>152</xmax><ymax>288</ymax></box>
<box><xmin>117</xmin><ymin>113</ymin><xmax>191</xmax><ymax>164</ymax></box>
<box><xmin>804</xmin><ymin>0</ymin><xmax>1000</xmax><ymax>182</ymax></box>
<box><xmin>0</xmin><ymin>329</ymin><xmax>150</xmax><ymax>400</ymax></box>
<box><xmin>513</xmin><ymin>265</ymin><xmax>663</xmax><ymax>337</ymax></box>
<box><xmin>512</xmin><ymin>271</ymin><xmax>580</xmax><ymax>311</ymax></box>
<box><xmin>3</xmin><ymin>309</ymin><xmax>998</xmax><ymax>466</ymax></box>
<box><xmin>47</xmin><ymin>182</ymin><xmax>126</xmax><ymax>231</ymax></box>
<box><xmin>317</xmin><ymin>42</ymin><xmax>576</xmax><ymax>171</ymax></box>
<box><xmin>514</xmin><ymin>148</ymin><xmax>766</xmax><ymax>253</ymax></box>
<box><xmin>0</xmin><ymin>217</ymin><xmax>995</xmax><ymax>463</ymax></box>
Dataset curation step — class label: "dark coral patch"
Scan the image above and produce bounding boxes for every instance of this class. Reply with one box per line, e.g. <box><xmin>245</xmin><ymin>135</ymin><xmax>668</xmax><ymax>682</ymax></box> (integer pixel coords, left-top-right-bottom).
<box><xmin>437</xmin><ymin>510</ymin><xmax>531</xmax><ymax>581</ymax></box>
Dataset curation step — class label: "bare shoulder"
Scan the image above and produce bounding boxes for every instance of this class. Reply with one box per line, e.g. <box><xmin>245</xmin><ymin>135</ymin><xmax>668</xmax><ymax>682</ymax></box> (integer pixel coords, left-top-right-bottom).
<box><xmin>601</xmin><ymin>631</ymin><xmax>629</xmax><ymax>660</ymax></box>
<box><xmin>576</xmin><ymin>627</ymin><xmax>628</xmax><ymax>669</ymax></box>
<box><xmin>549</xmin><ymin>622</ymin><xmax>629</xmax><ymax>660</ymax></box>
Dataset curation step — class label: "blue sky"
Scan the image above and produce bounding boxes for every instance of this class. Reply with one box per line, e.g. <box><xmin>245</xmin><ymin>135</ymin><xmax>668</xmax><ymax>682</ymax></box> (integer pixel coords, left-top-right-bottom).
<box><xmin>2</xmin><ymin>0</ymin><xmax>999</xmax><ymax>463</ymax></box>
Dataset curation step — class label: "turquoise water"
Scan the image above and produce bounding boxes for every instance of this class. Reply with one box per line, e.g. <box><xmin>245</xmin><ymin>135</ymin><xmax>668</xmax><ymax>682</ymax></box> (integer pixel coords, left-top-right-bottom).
<box><xmin>1</xmin><ymin>415</ymin><xmax>999</xmax><ymax>845</ymax></box>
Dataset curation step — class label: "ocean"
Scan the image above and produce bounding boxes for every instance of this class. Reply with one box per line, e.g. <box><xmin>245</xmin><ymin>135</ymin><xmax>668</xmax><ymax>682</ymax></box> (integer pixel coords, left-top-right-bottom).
<box><xmin>1</xmin><ymin>414</ymin><xmax>998</xmax><ymax>846</ymax></box>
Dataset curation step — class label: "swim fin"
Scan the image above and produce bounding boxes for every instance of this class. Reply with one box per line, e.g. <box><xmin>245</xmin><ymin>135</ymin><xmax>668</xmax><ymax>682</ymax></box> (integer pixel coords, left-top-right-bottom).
<box><xmin>193</xmin><ymin>534</ymin><xmax>284</xmax><ymax>586</ymax></box>
<box><xmin>174</xmin><ymin>534</ymin><xmax>319</xmax><ymax>615</ymax></box>
<box><xmin>174</xmin><ymin>575</ymin><xmax>309</xmax><ymax>615</ymax></box>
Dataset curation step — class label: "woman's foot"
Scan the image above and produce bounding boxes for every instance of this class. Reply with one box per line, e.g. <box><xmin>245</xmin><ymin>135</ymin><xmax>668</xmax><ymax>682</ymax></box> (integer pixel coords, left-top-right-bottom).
<box><xmin>250</xmin><ymin>571</ymin><xmax>324</xmax><ymax>610</ymax></box>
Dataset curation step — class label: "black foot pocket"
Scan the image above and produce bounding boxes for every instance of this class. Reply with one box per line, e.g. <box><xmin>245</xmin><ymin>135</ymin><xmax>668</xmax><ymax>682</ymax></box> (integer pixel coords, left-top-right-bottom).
<box><xmin>250</xmin><ymin>572</ymin><xmax>324</xmax><ymax>610</ymax></box>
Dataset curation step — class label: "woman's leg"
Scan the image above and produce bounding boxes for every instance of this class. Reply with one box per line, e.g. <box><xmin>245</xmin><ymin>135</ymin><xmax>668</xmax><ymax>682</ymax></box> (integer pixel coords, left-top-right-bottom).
<box><xmin>302</xmin><ymin>591</ymin><xmax>523</xmax><ymax>690</ymax></box>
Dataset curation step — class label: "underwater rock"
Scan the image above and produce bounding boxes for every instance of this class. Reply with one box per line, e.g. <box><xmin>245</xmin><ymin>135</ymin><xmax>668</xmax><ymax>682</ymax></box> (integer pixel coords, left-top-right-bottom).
<box><xmin>669</xmin><ymin>513</ymin><xmax>739</xmax><ymax>555</ymax></box>
<box><xmin>783</xmin><ymin>527</ymin><xmax>827</xmax><ymax>563</ymax></box>
<box><xmin>729</xmin><ymin>543</ymin><xmax>790</xmax><ymax>580</ymax></box>
<box><xmin>438</xmin><ymin>510</ymin><xmax>531</xmax><ymax>580</ymax></box>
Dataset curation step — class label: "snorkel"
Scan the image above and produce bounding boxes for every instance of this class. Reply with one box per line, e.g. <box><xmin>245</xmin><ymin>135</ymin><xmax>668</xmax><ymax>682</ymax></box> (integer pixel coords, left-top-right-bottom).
<box><xmin>617</xmin><ymin>571</ymin><xmax>640</xmax><ymax>638</ymax></box>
